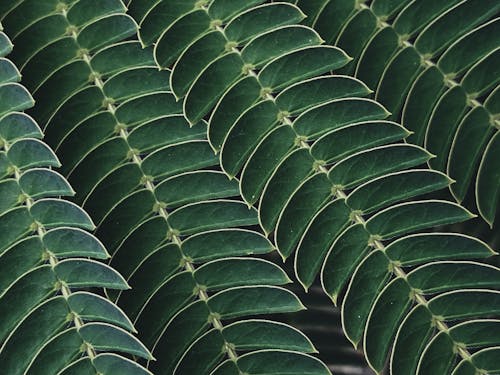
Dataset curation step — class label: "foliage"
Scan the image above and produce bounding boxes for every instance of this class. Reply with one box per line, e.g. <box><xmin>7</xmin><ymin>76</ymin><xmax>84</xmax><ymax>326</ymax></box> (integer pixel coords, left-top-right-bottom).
<box><xmin>296</xmin><ymin>0</ymin><xmax>500</xmax><ymax>228</ymax></box>
<box><xmin>0</xmin><ymin>27</ymin><xmax>151</xmax><ymax>374</ymax></box>
<box><xmin>1</xmin><ymin>1</ymin><xmax>499</xmax><ymax>374</ymax></box>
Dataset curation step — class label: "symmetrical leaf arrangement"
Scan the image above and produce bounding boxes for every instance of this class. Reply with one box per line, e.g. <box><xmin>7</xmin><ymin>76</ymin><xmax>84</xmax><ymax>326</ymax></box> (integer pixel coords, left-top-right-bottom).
<box><xmin>298</xmin><ymin>0</ymin><xmax>500</xmax><ymax>227</ymax></box>
<box><xmin>0</xmin><ymin>25</ymin><xmax>152</xmax><ymax>374</ymax></box>
<box><xmin>0</xmin><ymin>1</ymin><xmax>326</xmax><ymax>375</ymax></box>
<box><xmin>0</xmin><ymin>1</ymin><xmax>499</xmax><ymax>375</ymax></box>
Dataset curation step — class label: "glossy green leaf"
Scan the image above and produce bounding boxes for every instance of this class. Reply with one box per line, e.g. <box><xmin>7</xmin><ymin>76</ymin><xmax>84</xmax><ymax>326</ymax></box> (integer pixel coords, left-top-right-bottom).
<box><xmin>169</xmin><ymin>200</ymin><xmax>258</xmax><ymax>235</ymax></box>
<box><xmin>321</xmin><ymin>224</ymin><xmax>371</xmax><ymax>303</ymax></box>
<box><xmin>154</xmin><ymin>9</ymin><xmax>211</xmax><ymax>68</ymax></box>
<box><xmin>225</xmin><ymin>3</ymin><xmax>305</xmax><ymax>43</ymax></box>
<box><xmin>182</xmin><ymin>229</ymin><xmax>274</xmax><ymax>263</ymax></box>
<box><xmin>342</xmin><ymin>251</ymin><xmax>391</xmax><ymax>347</ymax></box>
<box><xmin>347</xmin><ymin>170</ymin><xmax>451</xmax><ymax>214</ymax></box>
<box><xmin>310</xmin><ymin>120</ymin><xmax>410</xmax><ymax>163</ymax></box>
<box><xmin>212</xmin><ymin>350</ymin><xmax>330</xmax><ymax>375</ymax></box>
<box><xmin>155</xmin><ymin>171</ymin><xmax>239</xmax><ymax>209</ymax></box>
<box><xmin>276</xmin><ymin>75</ymin><xmax>372</xmax><ymax>115</ymax></box>
<box><xmin>293</xmin><ymin>98</ymin><xmax>389</xmax><ymax>139</ymax></box>
<box><xmin>258</xmin><ymin>46</ymin><xmax>351</xmax><ymax>91</ymax></box>
<box><xmin>259</xmin><ymin>149</ymin><xmax>315</xmax><ymax>234</ymax></box>
<box><xmin>221</xmin><ymin>100</ymin><xmax>279</xmax><ymax>177</ymax></box>
<box><xmin>194</xmin><ymin>258</ymin><xmax>290</xmax><ymax>290</ymax></box>
<box><xmin>328</xmin><ymin>144</ymin><xmax>432</xmax><ymax>189</ymax></box>
<box><xmin>367</xmin><ymin>200</ymin><xmax>475</xmax><ymax>239</ymax></box>
<box><xmin>184</xmin><ymin>53</ymin><xmax>244</xmax><ymax>124</ymax></box>
<box><xmin>476</xmin><ymin>132</ymin><xmax>500</xmax><ymax>226</ymax></box>
<box><xmin>295</xmin><ymin>199</ymin><xmax>350</xmax><ymax>290</ymax></box>
<box><xmin>385</xmin><ymin>233</ymin><xmax>496</xmax><ymax>266</ymax></box>
<box><xmin>275</xmin><ymin>173</ymin><xmax>332</xmax><ymax>259</ymax></box>
<box><xmin>55</xmin><ymin>259</ymin><xmax>128</xmax><ymax>289</ymax></box>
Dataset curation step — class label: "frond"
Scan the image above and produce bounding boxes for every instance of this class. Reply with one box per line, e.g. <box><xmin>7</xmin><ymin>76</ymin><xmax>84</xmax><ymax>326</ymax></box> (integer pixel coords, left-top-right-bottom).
<box><xmin>128</xmin><ymin>1</ymin><xmax>500</xmax><ymax>374</ymax></box>
<box><xmin>0</xmin><ymin>26</ymin><xmax>151</xmax><ymax>374</ymax></box>
<box><xmin>0</xmin><ymin>2</ymin><xmax>328</xmax><ymax>374</ymax></box>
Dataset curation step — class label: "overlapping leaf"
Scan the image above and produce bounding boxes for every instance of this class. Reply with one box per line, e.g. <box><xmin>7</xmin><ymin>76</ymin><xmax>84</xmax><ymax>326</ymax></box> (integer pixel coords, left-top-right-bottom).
<box><xmin>298</xmin><ymin>0</ymin><xmax>500</xmax><ymax>227</ymax></box>
<box><xmin>0</xmin><ymin>25</ymin><xmax>150</xmax><ymax>374</ymax></box>
<box><xmin>131</xmin><ymin>1</ymin><xmax>500</xmax><ymax>374</ymax></box>
<box><xmin>0</xmin><ymin>1</ymin><xmax>328</xmax><ymax>374</ymax></box>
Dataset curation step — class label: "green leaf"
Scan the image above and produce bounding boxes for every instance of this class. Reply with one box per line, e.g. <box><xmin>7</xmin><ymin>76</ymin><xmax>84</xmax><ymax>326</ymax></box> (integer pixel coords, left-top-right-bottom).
<box><xmin>448</xmin><ymin>106</ymin><xmax>494</xmax><ymax>202</ymax></box>
<box><xmin>137</xmin><ymin>0</ymin><xmax>199</xmax><ymax>46</ymax></box>
<box><xmin>364</xmin><ymin>278</ymin><xmax>413</xmax><ymax>372</ymax></box>
<box><xmin>155</xmin><ymin>171</ymin><xmax>239</xmax><ymax>209</ymax></box>
<box><xmin>321</xmin><ymin>224</ymin><xmax>371</xmax><ymax>303</ymax></box>
<box><xmin>259</xmin><ymin>149</ymin><xmax>315</xmax><ymax>234</ymax></box>
<box><xmin>476</xmin><ymin>132</ymin><xmax>500</xmax><ymax>226</ymax></box>
<box><xmin>295</xmin><ymin>199</ymin><xmax>350</xmax><ymax>290</ymax></box>
<box><xmin>43</xmin><ymin>227</ymin><xmax>108</xmax><ymax>259</ymax></box>
<box><xmin>55</xmin><ymin>259</ymin><xmax>129</xmax><ymax>289</ymax></box>
<box><xmin>176</xmin><ymin>320</ymin><xmax>315</xmax><ymax>374</ymax></box>
<box><xmin>0</xmin><ymin>297</ymin><xmax>70</xmax><ymax>374</ymax></box>
<box><xmin>128</xmin><ymin>116</ymin><xmax>206</xmax><ymax>153</ymax></box>
<box><xmin>0</xmin><ymin>207</ymin><xmax>34</xmax><ymax>253</ymax></box>
<box><xmin>0</xmin><ymin>179</ymin><xmax>20</xmax><ymax>214</ymax></box>
<box><xmin>208</xmin><ymin>286</ymin><xmax>305</xmax><ymax>319</ymax></box>
<box><xmin>276</xmin><ymin>76</ymin><xmax>372</xmax><ymax>115</ymax></box>
<box><xmin>0</xmin><ymin>266</ymin><xmax>57</xmax><ymax>341</ymax></box>
<box><xmin>154</xmin><ymin>9</ymin><xmax>211</xmax><ymax>68</ymax></box>
<box><xmin>208</xmin><ymin>76</ymin><xmax>261</xmax><ymax>151</ymax></box>
<box><xmin>341</xmin><ymin>251</ymin><xmax>391</xmax><ymax>347</ymax></box>
<box><xmin>170</xmin><ymin>31</ymin><xmax>227</xmax><ymax>99</ymax></box>
<box><xmin>328</xmin><ymin>144</ymin><xmax>432</xmax><ymax>189</ymax></box>
<box><xmin>346</xmin><ymin>170</ymin><xmax>452</xmax><ymax>214</ymax></box>
<box><xmin>31</xmin><ymin>199</ymin><xmax>94</xmax><ymax>230</ymax></box>
<box><xmin>310</xmin><ymin>120</ymin><xmax>410</xmax><ymax>163</ymax></box>
<box><xmin>293</xmin><ymin>98</ymin><xmax>390</xmax><ymax>139</ymax></box>
<box><xmin>19</xmin><ymin>169</ymin><xmax>74</xmax><ymax>199</ymax></box>
<box><xmin>0</xmin><ymin>237</ymin><xmax>43</xmax><ymax>293</ymax></box>
<box><xmin>79</xmin><ymin>323</ymin><xmax>153</xmax><ymax>359</ymax></box>
<box><xmin>68</xmin><ymin>292</ymin><xmax>134</xmax><ymax>331</ymax></box>
<box><xmin>240</xmin><ymin>125</ymin><xmax>297</xmax><ymax>205</ymax></box>
<box><xmin>407</xmin><ymin>261</ymin><xmax>500</xmax><ymax>294</ymax></box>
<box><xmin>182</xmin><ymin>229</ymin><xmax>274</xmax><ymax>263</ymax></box>
<box><xmin>366</xmin><ymin>200</ymin><xmax>475</xmax><ymax>239</ymax></box>
<box><xmin>212</xmin><ymin>350</ymin><xmax>331</xmax><ymax>375</ymax></box>
<box><xmin>92</xmin><ymin>354</ymin><xmax>153</xmax><ymax>375</ymax></box>
<box><xmin>77</xmin><ymin>14</ymin><xmax>138</xmax><ymax>52</ymax></box>
<box><xmin>275</xmin><ymin>173</ymin><xmax>332</xmax><ymax>259</ymax></box>
<box><xmin>91</xmin><ymin>41</ymin><xmax>155</xmax><ymax>77</ymax></box>
<box><xmin>241</xmin><ymin>26</ymin><xmax>322</xmax><ymax>67</ymax></box>
<box><xmin>258</xmin><ymin>46</ymin><xmax>351</xmax><ymax>91</ymax></box>
<box><xmin>141</xmin><ymin>140</ymin><xmax>219</xmax><ymax>180</ymax></box>
<box><xmin>0</xmin><ymin>112</ymin><xmax>42</xmax><ymax>142</ymax></box>
<box><xmin>208</xmin><ymin>0</ymin><xmax>266</xmax><ymax>21</ymax></box>
<box><xmin>169</xmin><ymin>200</ymin><xmax>258</xmax><ymax>235</ymax></box>
<box><xmin>221</xmin><ymin>100</ymin><xmax>279</xmax><ymax>177</ymax></box>
<box><xmin>184</xmin><ymin>52</ymin><xmax>244</xmax><ymax>124</ymax></box>
<box><xmin>0</xmin><ymin>57</ymin><xmax>20</xmax><ymax>83</ymax></box>
<box><xmin>66</xmin><ymin>0</ymin><xmax>126</xmax><ymax>27</ymax></box>
<box><xmin>134</xmin><ymin>271</ymin><xmax>196</xmax><ymax>346</ymax></box>
<box><xmin>8</xmin><ymin>139</ymin><xmax>59</xmax><ymax>170</ymax></box>
<box><xmin>103</xmin><ymin>67</ymin><xmax>170</xmax><ymax>102</ymax></box>
<box><xmin>452</xmin><ymin>347</ymin><xmax>500</xmax><ymax>375</ymax></box>
<box><xmin>194</xmin><ymin>258</ymin><xmax>290</xmax><ymax>290</ymax></box>
<box><xmin>385</xmin><ymin>233</ymin><xmax>496</xmax><ymax>266</ymax></box>
<box><xmin>224</xmin><ymin>3</ymin><xmax>305</xmax><ymax>43</ymax></box>
<box><xmin>417</xmin><ymin>319</ymin><xmax>500</xmax><ymax>375</ymax></box>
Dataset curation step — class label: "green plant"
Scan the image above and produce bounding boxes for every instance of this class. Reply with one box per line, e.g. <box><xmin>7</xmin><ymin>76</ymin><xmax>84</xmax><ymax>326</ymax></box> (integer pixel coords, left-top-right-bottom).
<box><xmin>0</xmin><ymin>27</ymin><xmax>152</xmax><ymax>374</ymax></box>
<box><xmin>295</xmin><ymin>0</ymin><xmax>500</xmax><ymax>229</ymax></box>
<box><xmin>1</xmin><ymin>1</ymin><xmax>499</xmax><ymax>374</ymax></box>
